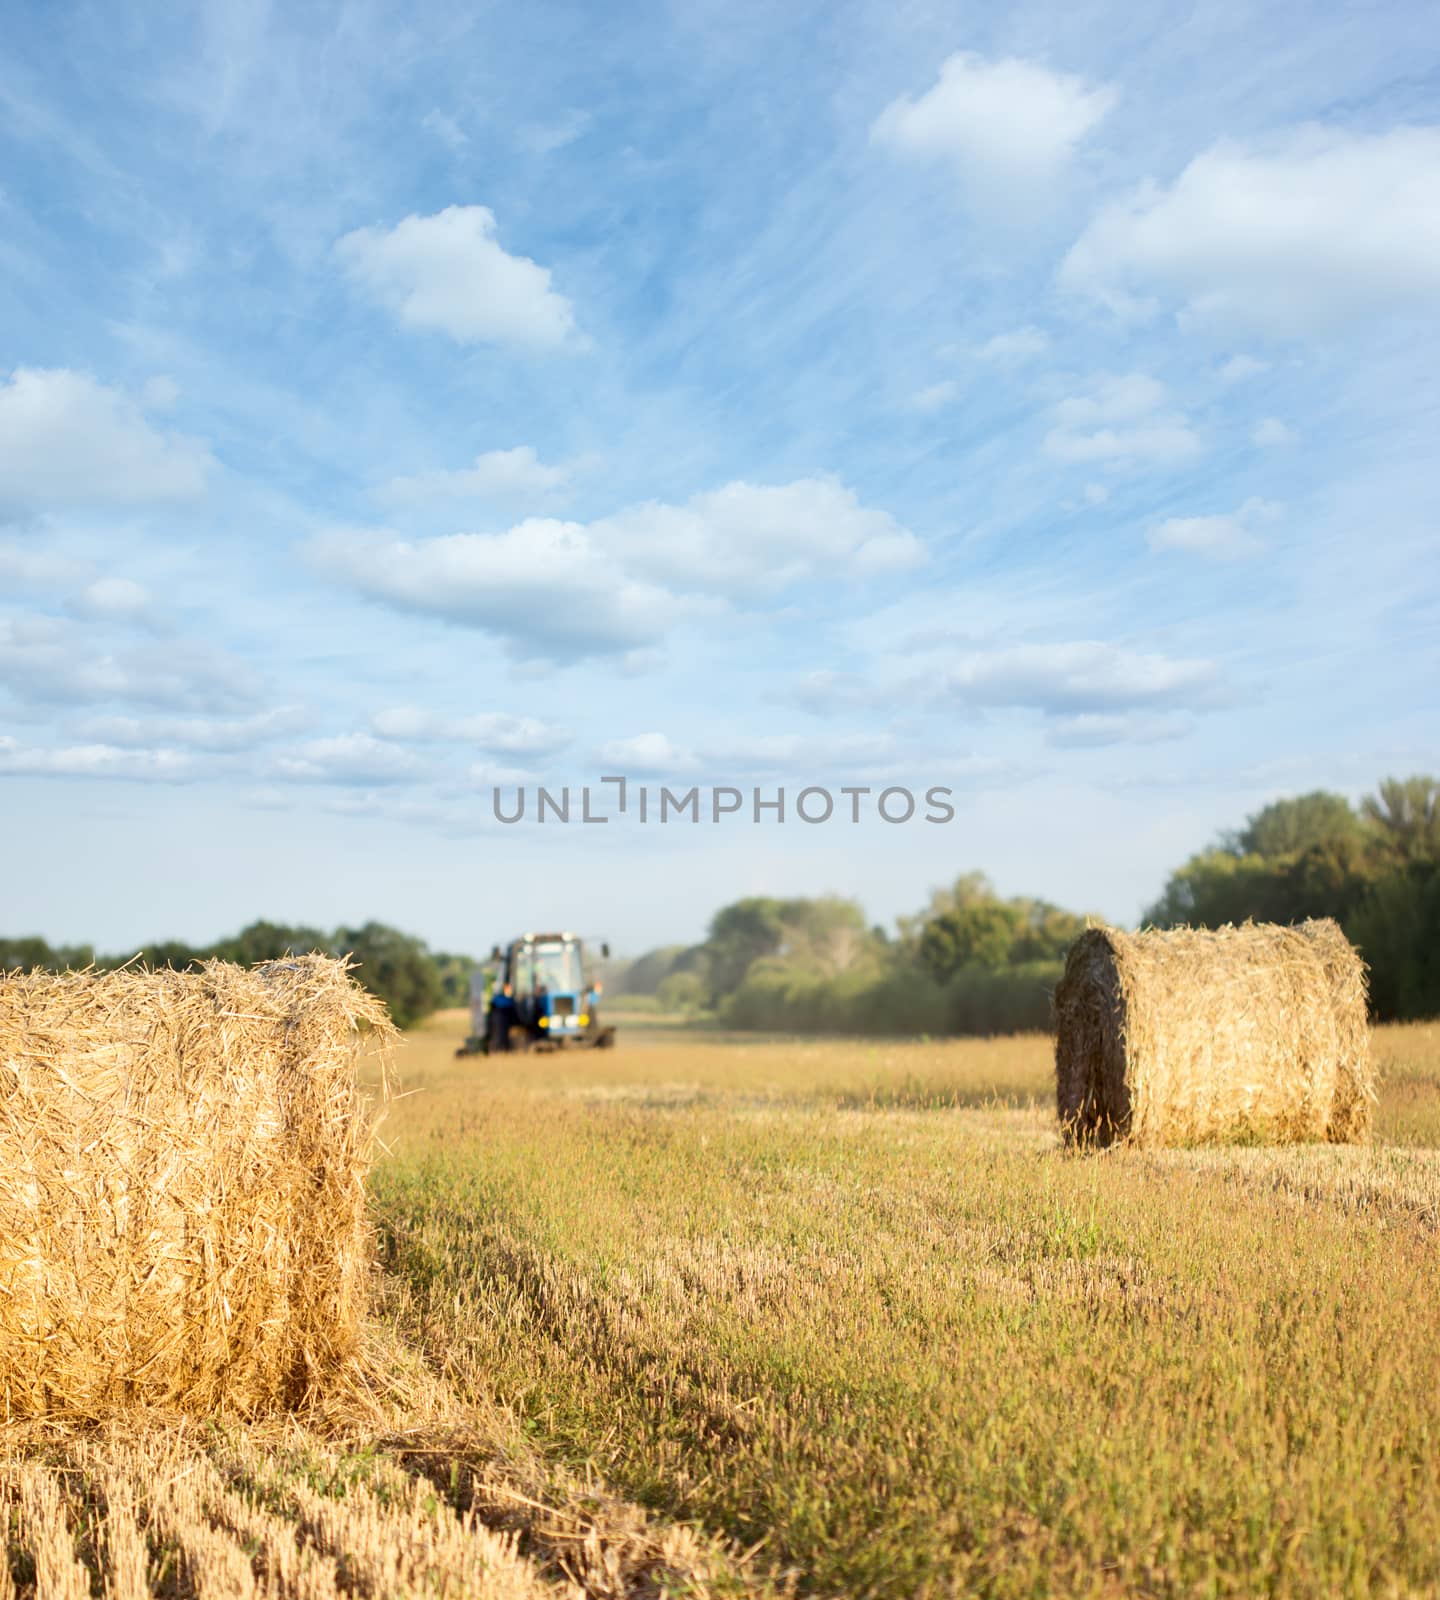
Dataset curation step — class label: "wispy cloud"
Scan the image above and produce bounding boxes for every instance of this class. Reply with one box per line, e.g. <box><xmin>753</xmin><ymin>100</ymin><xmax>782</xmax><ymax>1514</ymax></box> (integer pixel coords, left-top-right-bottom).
<box><xmin>1045</xmin><ymin>712</ymin><xmax>1192</xmax><ymax>748</ymax></box>
<box><xmin>0</xmin><ymin>615</ymin><xmax>257</xmax><ymax>712</ymax></box>
<box><xmin>0</xmin><ymin>542</ymin><xmax>87</xmax><ymax>587</ymax></box>
<box><xmin>1044</xmin><ymin>374</ymin><xmax>1201</xmax><ymax>465</ymax></box>
<box><xmin>372</xmin><ymin>707</ymin><xmax>566</xmax><ymax>754</ymax></box>
<box><xmin>0</xmin><ymin>734</ymin><xmax>203</xmax><ymax>782</ymax></box>
<box><xmin>70</xmin><ymin>577</ymin><xmax>155</xmax><ymax>623</ymax></box>
<box><xmin>1251</xmin><ymin>417</ymin><xmax>1298</xmax><ymax>447</ymax></box>
<box><xmin>1148</xmin><ymin>497</ymin><xmax>1284</xmax><ymax>559</ymax></box>
<box><xmin>906</xmin><ymin>380</ymin><xmax>957</xmax><ymax>413</ymax></box>
<box><xmin>1219</xmin><ymin>355</ymin><xmax>1269</xmax><ymax>382</ymax></box>
<box><xmin>376</xmin><ymin>446</ymin><xmax>571</xmax><ymax>508</ymax></box>
<box><xmin>976</xmin><ymin>327</ymin><xmax>1049</xmax><ymax>362</ymax></box>
<box><xmin>936</xmin><ymin>641</ymin><xmax>1223</xmax><ymax>712</ymax></box>
<box><xmin>270</xmin><ymin>733</ymin><xmax>426</xmax><ymax>786</ymax></box>
<box><xmin>75</xmin><ymin>708</ymin><xmax>308</xmax><ymax>751</ymax></box>
<box><xmin>421</xmin><ymin>108</ymin><xmax>467</xmax><ymax>150</ymax></box>
<box><xmin>521</xmin><ymin>109</ymin><xmax>591</xmax><ymax>155</ymax></box>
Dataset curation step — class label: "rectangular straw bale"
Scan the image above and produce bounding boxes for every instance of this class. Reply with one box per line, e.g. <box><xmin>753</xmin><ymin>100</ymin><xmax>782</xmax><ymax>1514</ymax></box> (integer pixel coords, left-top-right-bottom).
<box><xmin>0</xmin><ymin>955</ymin><xmax>394</xmax><ymax>1420</ymax></box>
<box><xmin>1054</xmin><ymin>918</ymin><xmax>1373</xmax><ymax>1148</ymax></box>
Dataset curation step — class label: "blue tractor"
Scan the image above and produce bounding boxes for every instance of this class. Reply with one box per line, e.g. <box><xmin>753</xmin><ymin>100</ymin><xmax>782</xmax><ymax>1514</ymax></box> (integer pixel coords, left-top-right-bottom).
<box><xmin>459</xmin><ymin>931</ymin><xmax>615</xmax><ymax>1054</ymax></box>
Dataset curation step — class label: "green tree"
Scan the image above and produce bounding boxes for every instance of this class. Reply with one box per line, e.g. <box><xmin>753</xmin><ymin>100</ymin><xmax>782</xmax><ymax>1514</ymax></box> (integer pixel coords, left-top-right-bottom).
<box><xmin>897</xmin><ymin>872</ymin><xmax>997</xmax><ymax>943</ymax></box>
<box><xmin>613</xmin><ymin>944</ymin><xmax>693</xmax><ymax>995</ymax></box>
<box><xmin>212</xmin><ymin>920</ymin><xmax>329</xmax><ymax>965</ymax></box>
<box><xmin>0</xmin><ymin>937</ymin><xmax>95</xmax><ymax>972</ymax></box>
<box><xmin>656</xmin><ymin>970</ymin><xmax>708</xmax><ymax>1014</ymax></box>
<box><xmin>1008</xmin><ymin>899</ymin><xmax>1089</xmax><ymax>963</ymax></box>
<box><xmin>431</xmin><ymin>951</ymin><xmax>479</xmax><ymax>1008</ymax></box>
<box><xmin>704</xmin><ymin>898</ymin><xmax>789</xmax><ymax>999</ymax></box>
<box><xmin>775</xmin><ymin>897</ymin><xmax>876</xmax><ymax>977</ymax></box>
<box><xmin>332</xmin><ymin>921</ymin><xmax>443</xmax><ymax>1029</ymax></box>
<box><xmin>1230</xmin><ymin>791</ymin><xmax>1362</xmax><ymax>858</ymax></box>
<box><xmin>1348</xmin><ymin>863</ymin><xmax>1440</xmax><ymax>1021</ymax></box>
<box><xmin>1142</xmin><ymin>774</ymin><xmax>1440</xmax><ymax>1020</ymax></box>
<box><xmin>133</xmin><ymin>938</ymin><xmax>208</xmax><ymax>970</ymax></box>
<box><xmin>1145</xmin><ymin>841</ymin><xmax>1377</xmax><ymax>929</ymax></box>
<box><xmin>1147</xmin><ymin>791</ymin><xmax>1376</xmax><ymax>930</ymax></box>
<box><xmin>917</xmin><ymin>902</ymin><xmax>1022</xmax><ymax>982</ymax></box>
<box><xmin>1361</xmin><ymin>775</ymin><xmax>1440</xmax><ymax>863</ymax></box>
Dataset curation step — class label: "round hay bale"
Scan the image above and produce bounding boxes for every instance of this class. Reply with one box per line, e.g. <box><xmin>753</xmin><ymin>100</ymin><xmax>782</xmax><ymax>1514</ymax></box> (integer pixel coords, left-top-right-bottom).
<box><xmin>0</xmin><ymin>955</ymin><xmax>395</xmax><ymax>1420</ymax></box>
<box><xmin>1053</xmin><ymin>919</ymin><xmax>1372</xmax><ymax>1148</ymax></box>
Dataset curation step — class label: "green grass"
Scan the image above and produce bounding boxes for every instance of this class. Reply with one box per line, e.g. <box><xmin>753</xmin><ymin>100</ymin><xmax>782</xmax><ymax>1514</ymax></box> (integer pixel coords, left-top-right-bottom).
<box><xmin>372</xmin><ymin>1018</ymin><xmax>1440</xmax><ymax>1598</ymax></box>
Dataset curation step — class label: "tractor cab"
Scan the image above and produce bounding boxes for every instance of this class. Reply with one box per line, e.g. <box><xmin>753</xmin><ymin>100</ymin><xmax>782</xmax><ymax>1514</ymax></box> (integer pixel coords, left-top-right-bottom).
<box><xmin>460</xmin><ymin>932</ymin><xmax>615</xmax><ymax>1054</ymax></box>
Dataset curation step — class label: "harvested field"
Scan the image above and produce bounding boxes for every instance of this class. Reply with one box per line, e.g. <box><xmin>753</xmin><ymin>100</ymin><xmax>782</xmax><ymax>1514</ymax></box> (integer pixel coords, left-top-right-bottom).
<box><xmin>0</xmin><ymin>1416</ymin><xmax>737</xmax><ymax>1599</ymax></box>
<box><xmin>4</xmin><ymin>1012</ymin><xmax>1440</xmax><ymax>1597</ymax></box>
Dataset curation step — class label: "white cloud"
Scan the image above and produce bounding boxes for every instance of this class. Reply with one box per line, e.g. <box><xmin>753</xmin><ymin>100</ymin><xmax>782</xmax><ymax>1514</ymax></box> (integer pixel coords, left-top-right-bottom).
<box><xmin>377</xmin><ymin>446</ymin><xmax>570</xmax><ymax>508</ymax></box>
<box><xmin>373</xmin><ymin>707</ymin><xmax>565</xmax><ymax>754</ymax></box>
<box><xmin>0</xmin><ymin>734</ymin><xmax>200</xmax><ymax>782</ymax></box>
<box><xmin>976</xmin><ymin>327</ymin><xmax>1049</xmax><ymax>362</ymax></box>
<box><xmin>1054</xmin><ymin>373</ymin><xmax>1166</xmax><ymax>426</ymax></box>
<box><xmin>1047</xmin><ymin>424</ymin><xmax>1200</xmax><ymax>464</ymax></box>
<box><xmin>1061</xmin><ymin>126</ymin><xmax>1440</xmax><ymax>334</ymax></box>
<box><xmin>1046</xmin><ymin>711</ymin><xmax>1192</xmax><ymax>748</ymax></box>
<box><xmin>791</xmin><ymin>669</ymin><xmax>877</xmax><ymax>716</ymax></box>
<box><xmin>598</xmin><ymin>477</ymin><xmax>926</xmax><ymax>599</ymax></box>
<box><xmin>907</xmin><ymin>380</ymin><xmax>957</xmax><ymax>413</ymax></box>
<box><xmin>422</xmin><ymin>108</ymin><xmax>467</xmax><ymax>150</ymax></box>
<box><xmin>593</xmin><ymin>732</ymin><xmax>698</xmax><ymax>775</ymax></box>
<box><xmin>141</xmin><ymin>374</ymin><xmax>181</xmax><ymax>411</ymax></box>
<box><xmin>467</xmin><ymin>761</ymin><xmax>540</xmax><ymax>788</ymax></box>
<box><xmin>522</xmin><ymin>110</ymin><xmax>591</xmax><ymax>155</ymax></box>
<box><xmin>617</xmin><ymin>647</ymin><xmax>664</xmax><ymax>679</ymax></box>
<box><xmin>0</xmin><ymin>368</ymin><xmax>211</xmax><ymax>516</ymax></box>
<box><xmin>309</xmin><ymin>520</ymin><xmax>678</xmax><ymax>663</ymax></box>
<box><xmin>1251</xmin><ymin>417</ymin><xmax>1298</xmax><ymax>447</ymax></box>
<box><xmin>72</xmin><ymin>577</ymin><xmax>152</xmax><ymax>620</ymax></box>
<box><xmin>1219</xmin><ymin>355</ymin><xmax>1268</xmax><ymax>382</ymax></box>
<box><xmin>0</xmin><ymin>543</ymin><xmax>86</xmax><ymax>587</ymax></box>
<box><xmin>312</xmin><ymin>477</ymin><xmax>924</xmax><ymax>661</ymax></box>
<box><xmin>699</xmin><ymin>731</ymin><xmax>899</xmax><ymax>774</ymax></box>
<box><xmin>270</xmin><ymin>734</ymin><xmax>424</xmax><ymax>787</ymax></box>
<box><xmin>1044</xmin><ymin>373</ymin><xmax>1201</xmax><ymax>465</ymax></box>
<box><xmin>938</xmin><ymin>641</ymin><xmax>1221</xmax><ymax>712</ymax></box>
<box><xmin>1082</xmin><ymin>483</ymin><xmax>1109</xmax><ymax>505</ymax></box>
<box><xmin>75</xmin><ymin>708</ymin><xmax>307</xmax><ymax>751</ymax></box>
<box><xmin>335</xmin><ymin>206</ymin><xmax>576</xmax><ymax>349</ymax></box>
<box><xmin>873</xmin><ymin>53</ymin><xmax>1116</xmax><ymax>201</ymax></box>
<box><xmin>1148</xmin><ymin>496</ymin><xmax>1283</xmax><ymax>559</ymax></box>
<box><xmin>0</xmin><ymin>614</ymin><xmax>255</xmax><ymax>711</ymax></box>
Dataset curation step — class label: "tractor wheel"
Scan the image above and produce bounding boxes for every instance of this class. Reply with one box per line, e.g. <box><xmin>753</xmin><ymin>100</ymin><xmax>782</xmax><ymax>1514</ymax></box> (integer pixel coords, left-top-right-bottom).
<box><xmin>508</xmin><ymin>1021</ymin><xmax>533</xmax><ymax>1053</ymax></box>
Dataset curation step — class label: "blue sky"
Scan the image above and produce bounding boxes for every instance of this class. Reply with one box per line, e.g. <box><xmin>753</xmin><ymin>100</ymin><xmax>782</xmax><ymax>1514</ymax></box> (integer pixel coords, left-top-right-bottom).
<box><xmin>2</xmin><ymin>0</ymin><xmax>1437</xmax><ymax>955</ymax></box>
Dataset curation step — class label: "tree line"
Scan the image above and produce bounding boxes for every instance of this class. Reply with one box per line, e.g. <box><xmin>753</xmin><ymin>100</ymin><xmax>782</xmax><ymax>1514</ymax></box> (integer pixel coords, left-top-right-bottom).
<box><xmin>615</xmin><ymin>773</ymin><xmax>1440</xmax><ymax>1031</ymax></box>
<box><xmin>0</xmin><ymin>920</ymin><xmax>474</xmax><ymax>1030</ymax></box>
